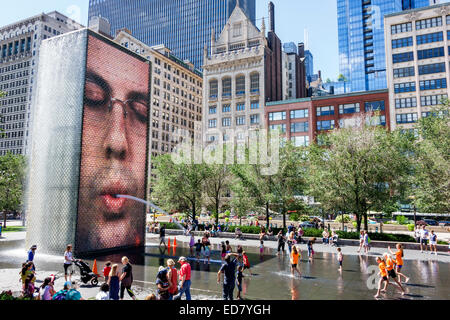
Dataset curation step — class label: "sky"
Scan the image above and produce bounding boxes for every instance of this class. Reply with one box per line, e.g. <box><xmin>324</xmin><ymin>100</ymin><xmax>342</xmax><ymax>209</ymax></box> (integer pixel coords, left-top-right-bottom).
<box><xmin>0</xmin><ymin>0</ymin><xmax>448</xmax><ymax>81</ymax></box>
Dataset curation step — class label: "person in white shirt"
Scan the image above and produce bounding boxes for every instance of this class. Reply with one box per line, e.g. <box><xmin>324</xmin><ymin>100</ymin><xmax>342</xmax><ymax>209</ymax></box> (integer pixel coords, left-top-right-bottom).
<box><xmin>64</xmin><ymin>244</ymin><xmax>76</xmax><ymax>282</ymax></box>
<box><xmin>96</xmin><ymin>283</ymin><xmax>110</xmax><ymax>300</ymax></box>
<box><xmin>420</xmin><ymin>226</ymin><xmax>429</xmax><ymax>253</ymax></box>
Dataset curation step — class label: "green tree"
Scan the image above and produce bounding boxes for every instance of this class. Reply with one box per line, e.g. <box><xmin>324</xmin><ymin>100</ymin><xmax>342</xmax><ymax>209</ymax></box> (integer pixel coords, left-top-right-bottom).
<box><xmin>269</xmin><ymin>141</ymin><xmax>308</xmax><ymax>229</ymax></box>
<box><xmin>337</xmin><ymin>74</ymin><xmax>347</xmax><ymax>82</ymax></box>
<box><xmin>306</xmin><ymin>122</ymin><xmax>410</xmax><ymax>232</ymax></box>
<box><xmin>151</xmin><ymin>154</ymin><xmax>206</xmax><ymax>221</ymax></box>
<box><xmin>0</xmin><ymin>153</ymin><xmax>26</xmax><ymax>227</ymax></box>
<box><xmin>230</xmin><ymin>179</ymin><xmax>255</xmax><ymax>226</ymax></box>
<box><xmin>203</xmin><ymin>155</ymin><xmax>232</xmax><ymax>225</ymax></box>
<box><xmin>410</xmin><ymin>104</ymin><xmax>450</xmax><ymax>213</ymax></box>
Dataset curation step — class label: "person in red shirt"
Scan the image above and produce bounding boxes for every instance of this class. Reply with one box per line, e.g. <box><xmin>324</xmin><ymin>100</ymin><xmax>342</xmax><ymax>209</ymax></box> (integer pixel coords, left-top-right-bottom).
<box><xmin>166</xmin><ymin>259</ymin><xmax>178</xmax><ymax>300</ymax></box>
<box><xmin>102</xmin><ymin>261</ymin><xmax>111</xmax><ymax>283</ymax></box>
<box><xmin>242</xmin><ymin>251</ymin><xmax>252</xmax><ymax>277</ymax></box>
<box><xmin>173</xmin><ymin>256</ymin><xmax>191</xmax><ymax>300</ymax></box>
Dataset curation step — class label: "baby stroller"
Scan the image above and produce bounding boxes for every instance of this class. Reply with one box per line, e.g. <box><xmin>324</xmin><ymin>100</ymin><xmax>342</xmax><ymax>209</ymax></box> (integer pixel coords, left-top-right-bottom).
<box><xmin>74</xmin><ymin>259</ymin><xmax>99</xmax><ymax>286</ymax></box>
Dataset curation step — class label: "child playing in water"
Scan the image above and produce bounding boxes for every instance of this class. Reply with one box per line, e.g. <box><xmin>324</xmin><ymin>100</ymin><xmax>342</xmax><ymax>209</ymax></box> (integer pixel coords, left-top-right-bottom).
<box><xmin>236</xmin><ymin>265</ymin><xmax>244</xmax><ymax>300</ymax></box>
<box><xmin>242</xmin><ymin>251</ymin><xmax>252</xmax><ymax>276</ymax></box>
<box><xmin>189</xmin><ymin>233</ymin><xmax>195</xmax><ymax>257</ymax></box>
<box><xmin>290</xmin><ymin>245</ymin><xmax>302</xmax><ymax>277</ymax></box>
<box><xmin>388</xmin><ymin>244</ymin><xmax>410</xmax><ymax>284</ymax></box>
<box><xmin>259</xmin><ymin>240</ymin><xmax>264</xmax><ymax>258</ymax></box>
<box><xmin>337</xmin><ymin>248</ymin><xmax>343</xmax><ymax>272</ymax></box>
<box><xmin>374</xmin><ymin>256</ymin><xmax>389</xmax><ymax>298</ymax></box>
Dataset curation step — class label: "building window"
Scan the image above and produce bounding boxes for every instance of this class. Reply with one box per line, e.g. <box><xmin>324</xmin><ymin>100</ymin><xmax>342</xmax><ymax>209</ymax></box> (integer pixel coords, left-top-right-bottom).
<box><xmin>222</xmin><ymin>77</ymin><xmax>232</xmax><ymax>98</ymax></box>
<box><xmin>250</xmin><ymin>114</ymin><xmax>260</xmax><ymax>124</ymax></box>
<box><xmin>269</xmin><ymin>124</ymin><xmax>286</xmax><ymax>133</ymax></box>
<box><xmin>415</xmin><ymin>17</ymin><xmax>442</xmax><ymax>30</ymax></box>
<box><xmin>392</xmin><ymin>52</ymin><xmax>414</xmax><ymax>63</ymax></box>
<box><xmin>395</xmin><ymin>97</ymin><xmax>417</xmax><ymax>109</ymax></box>
<box><xmin>391</xmin><ymin>22</ymin><xmax>412</xmax><ymax>34</ymax></box>
<box><xmin>268</xmin><ymin>111</ymin><xmax>286</xmax><ymax>121</ymax></box>
<box><xmin>236</xmin><ymin>116</ymin><xmax>245</xmax><ymax>126</ymax></box>
<box><xmin>366</xmin><ymin>115</ymin><xmax>386</xmax><ymax>126</ymax></box>
<box><xmin>338</xmin><ymin>103</ymin><xmax>360</xmax><ymax>114</ymax></box>
<box><xmin>236</xmin><ymin>75</ymin><xmax>245</xmax><ymax>96</ymax></box>
<box><xmin>222</xmin><ymin>104</ymin><xmax>231</xmax><ymax>112</ymax></box>
<box><xmin>417</xmin><ymin>47</ymin><xmax>444</xmax><ymax>60</ymax></box>
<box><xmin>250</xmin><ymin>101</ymin><xmax>259</xmax><ymax>109</ymax></box>
<box><xmin>419</xmin><ymin>78</ymin><xmax>447</xmax><ymax>91</ymax></box>
<box><xmin>208</xmin><ymin>119</ymin><xmax>217</xmax><ymax>128</ymax></box>
<box><xmin>209</xmin><ymin>106</ymin><xmax>217</xmax><ymax>114</ymax></box>
<box><xmin>396</xmin><ymin>113</ymin><xmax>418</xmax><ymax>124</ymax></box>
<box><xmin>392</xmin><ymin>37</ymin><xmax>413</xmax><ymax>49</ymax></box>
<box><xmin>317</xmin><ymin>120</ymin><xmax>334</xmax><ymax>131</ymax></box>
<box><xmin>420</xmin><ymin>94</ymin><xmax>448</xmax><ymax>106</ymax></box>
<box><xmin>418</xmin><ymin>62</ymin><xmax>446</xmax><ymax>75</ymax></box>
<box><xmin>394</xmin><ymin>82</ymin><xmax>416</xmax><ymax>93</ymax></box>
<box><xmin>236</xmin><ymin>103</ymin><xmax>245</xmax><ymax>111</ymax></box>
<box><xmin>209</xmin><ymin>79</ymin><xmax>218</xmax><ymax>99</ymax></box>
<box><xmin>316</xmin><ymin>106</ymin><xmax>334</xmax><ymax>116</ymax></box>
<box><xmin>291</xmin><ymin>136</ymin><xmax>309</xmax><ymax>147</ymax></box>
<box><xmin>393</xmin><ymin>66</ymin><xmax>415</xmax><ymax>78</ymax></box>
<box><xmin>250</xmin><ymin>73</ymin><xmax>260</xmax><ymax>93</ymax></box>
<box><xmin>222</xmin><ymin>117</ymin><xmax>231</xmax><ymax>127</ymax></box>
<box><xmin>233</xmin><ymin>23</ymin><xmax>242</xmax><ymax>37</ymax></box>
<box><xmin>416</xmin><ymin>32</ymin><xmax>443</xmax><ymax>45</ymax></box>
<box><xmin>290</xmin><ymin>109</ymin><xmax>308</xmax><ymax>119</ymax></box>
<box><xmin>291</xmin><ymin>121</ymin><xmax>309</xmax><ymax>133</ymax></box>
<box><xmin>365</xmin><ymin>101</ymin><xmax>385</xmax><ymax>112</ymax></box>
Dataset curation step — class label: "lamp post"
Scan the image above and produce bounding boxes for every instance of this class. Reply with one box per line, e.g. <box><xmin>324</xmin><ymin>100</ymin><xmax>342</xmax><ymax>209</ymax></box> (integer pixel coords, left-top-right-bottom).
<box><xmin>409</xmin><ymin>195</ymin><xmax>417</xmax><ymax>227</ymax></box>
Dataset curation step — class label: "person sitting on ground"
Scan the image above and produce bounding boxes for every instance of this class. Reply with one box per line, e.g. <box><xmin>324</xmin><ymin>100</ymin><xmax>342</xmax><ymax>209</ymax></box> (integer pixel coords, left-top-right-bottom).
<box><xmin>235</xmin><ymin>227</ymin><xmax>243</xmax><ymax>240</ymax></box>
<box><xmin>22</xmin><ymin>273</ymin><xmax>36</xmax><ymax>299</ymax></box>
<box><xmin>330</xmin><ymin>231</ymin><xmax>339</xmax><ymax>246</ymax></box>
<box><xmin>52</xmin><ymin>281</ymin><xmax>71</xmax><ymax>300</ymax></box>
<box><xmin>96</xmin><ymin>283</ymin><xmax>110</xmax><ymax>300</ymax></box>
<box><xmin>65</xmin><ymin>280</ymin><xmax>84</xmax><ymax>300</ymax></box>
<box><xmin>39</xmin><ymin>276</ymin><xmax>56</xmax><ymax>300</ymax></box>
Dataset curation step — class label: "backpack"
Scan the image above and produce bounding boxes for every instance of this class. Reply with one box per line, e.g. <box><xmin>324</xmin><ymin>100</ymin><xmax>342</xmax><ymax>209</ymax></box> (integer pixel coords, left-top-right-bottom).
<box><xmin>52</xmin><ymin>290</ymin><xmax>68</xmax><ymax>301</ymax></box>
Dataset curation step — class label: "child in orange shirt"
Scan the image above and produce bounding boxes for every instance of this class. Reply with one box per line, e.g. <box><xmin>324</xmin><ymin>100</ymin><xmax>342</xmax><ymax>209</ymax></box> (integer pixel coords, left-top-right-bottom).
<box><xmin>374</xmin><ymin>257</ymin><xmax>389</xmax><ymax>298</ymax></box>
<box><xmin>383</xmin><ymin>253</ymin><xmax>405</xmax><ymax>296</ymax></box>
<box><xmin>388</xmin><ymin>244</ymin><xmax>410</xmax><ymax>284</ymax></box>
<box><xmin>290</xmin><ymin>245</ymin><xmax>302</xmax><ymax>277</ymax></box>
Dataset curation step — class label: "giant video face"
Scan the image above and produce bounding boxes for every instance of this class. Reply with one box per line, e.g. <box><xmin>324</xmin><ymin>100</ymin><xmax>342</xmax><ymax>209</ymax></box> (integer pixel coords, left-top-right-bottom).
<box><xmin>75</xmin><ymin>34</ymin><xmax>150</xmax><ymax>253</ymax></box>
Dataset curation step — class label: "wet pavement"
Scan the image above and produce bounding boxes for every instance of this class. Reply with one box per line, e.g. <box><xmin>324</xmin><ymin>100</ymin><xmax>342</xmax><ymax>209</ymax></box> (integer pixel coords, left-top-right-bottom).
<box><xmin>0</xmin><ymin>236</ymin><xmax>449</xmax><ymax>300</ymax></box>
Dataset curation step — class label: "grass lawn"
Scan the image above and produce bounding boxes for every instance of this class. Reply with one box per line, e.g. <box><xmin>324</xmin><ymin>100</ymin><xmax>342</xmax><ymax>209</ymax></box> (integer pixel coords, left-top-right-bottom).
<box><xmin>1</xmin><ymin>226</ymin><xmax>26</xmax><ymax>232</ymax></box>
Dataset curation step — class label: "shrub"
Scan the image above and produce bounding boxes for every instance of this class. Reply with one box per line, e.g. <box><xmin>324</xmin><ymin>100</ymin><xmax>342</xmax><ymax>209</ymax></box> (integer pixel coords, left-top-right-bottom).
<box><xmin>299</xmin><ymin>215</ymin><xmax>311</xmax><ymax>222</ymax></box>
<box><xmin>407</xmin><ymin>224</ymin><xmax>415</xmax><ymax>231</ymax></box>
<box><xmin>396</xmin><ymin>215</ymin><xmax>408</xmax><ymax>225</ymax></box>
<box><xmin>335</xmin><ymin>214</ymin><xmax>351</xmax><ymax>223</ymax></box>
<box><xmin>289</xmin><ymin>213</ymin><xmax>299</xmax><ymax>222</ymax></box>
<box><xmin>438</xmin><ymin>240</ymin><xmax>449</xmax><ymax>245</ymax></box>
<box><xmin>302</xmin><ymin>228</ymin><xmax>323</xmax><ymax>238</ymax></box>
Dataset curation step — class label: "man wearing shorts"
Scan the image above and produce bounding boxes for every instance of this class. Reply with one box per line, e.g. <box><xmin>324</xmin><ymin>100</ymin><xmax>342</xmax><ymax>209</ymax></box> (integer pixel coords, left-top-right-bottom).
<box><xmin>420</xmin><ymin>226</ymin><xmax>429</xmax><ymax>253</ymax></box>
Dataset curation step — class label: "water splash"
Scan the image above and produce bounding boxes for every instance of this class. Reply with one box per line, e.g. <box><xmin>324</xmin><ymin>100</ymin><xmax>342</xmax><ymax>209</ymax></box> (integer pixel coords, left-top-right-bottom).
<box><xmin>115</xmin><ymin>195</ymin><xmax>184</xmax><ymax>229</ymax></box>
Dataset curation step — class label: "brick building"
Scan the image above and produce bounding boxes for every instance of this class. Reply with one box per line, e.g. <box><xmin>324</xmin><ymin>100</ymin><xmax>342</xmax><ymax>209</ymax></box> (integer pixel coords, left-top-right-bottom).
<box><xmin>265</xmin><ymin>89</ymin><xmax>391</xmax><ymax>145</ymax></box>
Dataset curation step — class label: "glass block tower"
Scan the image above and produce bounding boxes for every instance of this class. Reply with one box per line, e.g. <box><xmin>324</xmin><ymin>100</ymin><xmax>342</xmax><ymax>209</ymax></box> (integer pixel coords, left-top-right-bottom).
<box><xmin>88</xmin><ymin>0</ymin><xmax>256</xmax><ymax>69</ymax></box>
<box><xmin>337</xmin><ymin>0</ymin><xmax>437</xmax><ymax>92</ymax></box>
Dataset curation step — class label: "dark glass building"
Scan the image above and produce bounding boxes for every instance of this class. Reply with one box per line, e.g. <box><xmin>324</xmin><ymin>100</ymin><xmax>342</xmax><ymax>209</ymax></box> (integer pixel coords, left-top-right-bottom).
<box><xmin>337</xmin><ymin>0</ymin><xmax>436</xmax><ymax>92</ymax></box>
<box><xmin>88</xmin><ymin>0</ymin><xmax>256</xmax><ymax>69</ymax></box>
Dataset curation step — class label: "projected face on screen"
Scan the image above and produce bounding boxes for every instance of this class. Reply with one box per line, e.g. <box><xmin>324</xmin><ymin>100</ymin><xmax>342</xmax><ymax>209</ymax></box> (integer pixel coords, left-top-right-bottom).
<box><xmin>76</xmin><ymin>35</ymin><xmax>149</xmax><ymax>252</ymax></box>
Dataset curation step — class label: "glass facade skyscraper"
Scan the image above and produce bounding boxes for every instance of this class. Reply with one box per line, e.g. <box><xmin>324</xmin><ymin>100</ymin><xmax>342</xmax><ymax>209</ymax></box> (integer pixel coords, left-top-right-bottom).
<box><xmin>337</xmin><ymin>0</ymin><xmax>435</xmax><ymax>92</ymax></box>
<box><xmin>88</xmin><ymin>0</ymin><xmax>256</xmax><ymax>69</ymax></box>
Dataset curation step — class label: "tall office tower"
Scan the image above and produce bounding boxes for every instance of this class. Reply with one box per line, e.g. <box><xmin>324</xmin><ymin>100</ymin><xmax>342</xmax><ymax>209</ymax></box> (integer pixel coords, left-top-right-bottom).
<box><xmin>0</xmin><ymin>12</ymin><xmax>83</xmax><ymax>156</ymax></box>
<box><xmin>337</xmin><ymin>0</ymin><xmax>435</xmax><ymax>93</ymax></box>
<box><xmin>202</xmin><ymin>2</ymin><xmax>282</xmax><ymax>144</ymax></box>
<box><xmin>403</xmin><ymin>0</ymin><xmax>439</xmax><ymax>10</ymax></box>
<box><xmin>385</xmin><ymin>2</ymin><xmax>450</xmax><ymax>131</ymax></box>
<box><xmin>305</xmin><ymin>50</ymin><xmax>314</xmax><ymax>82</ymax></box>
<box><xmin>88</xmin><ymin>0</ymin><xmax>256</xmax><ymax>70</ymax></box>
<box><xmin>282</xmin><ymin>42</ymin><xmax>308</xmax><ymax>99</ymax></box>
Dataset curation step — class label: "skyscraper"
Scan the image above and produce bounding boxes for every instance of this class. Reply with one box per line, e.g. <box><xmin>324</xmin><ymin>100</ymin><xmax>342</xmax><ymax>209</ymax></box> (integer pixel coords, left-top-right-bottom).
<box><xmin>0</xmin><ymin>12</ymin><xmax>83</xmax><ymax>156</ymax></box>
<box><xmin>337</xmin><ymin>0</ymin><xmax>438</xmax><ymax>93</ymax></box>
<box><xmin>88</xmin><ymin>0</ymin><xmax>256</xmax><ymax>69</ymax></box>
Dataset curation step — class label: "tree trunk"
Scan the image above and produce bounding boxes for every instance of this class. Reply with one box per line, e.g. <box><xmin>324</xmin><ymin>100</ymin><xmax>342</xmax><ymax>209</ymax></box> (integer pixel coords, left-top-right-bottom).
<box><xmin>215</xmin><ymin>197</ymin><xmax>220</xmax><ymax>226</ymax></box>
<box><xmin>192</xmin><ymin>200</ymin><xmax>196</xmax><ymax>222</ymax></box>
<box><xmin>282</xmin><ymin>208</ymin><xmax>286</xmax><ymax>230</ymax></box>
<box><xmin>341</xmin><ymin>211</ymin><xmax>345</xmax><ymax>231</ymax></box>
<box><xmin>3</xmin><ymin>211</ymin><xmax>6</xmax><ymax>229</ymax></box>
<box><xmin>356</xmin><ymin>214</ymin><xmax>361</xmax><ymax>233</ymax></box>
<box><xmin>266</xmin><ymin>202</ymin><xmax>270</xmax><ymax>229</ymax></box>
